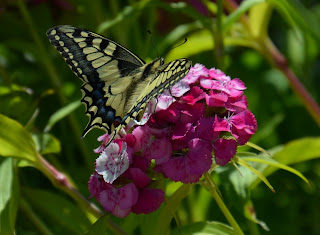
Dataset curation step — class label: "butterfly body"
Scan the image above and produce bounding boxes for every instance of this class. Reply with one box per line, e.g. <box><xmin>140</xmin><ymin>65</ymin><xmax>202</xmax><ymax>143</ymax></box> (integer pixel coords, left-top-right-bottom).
<box><xmin>47</xmin><ymin>25</ymin><xmax>191</xmax><ymax>142</ymax></box>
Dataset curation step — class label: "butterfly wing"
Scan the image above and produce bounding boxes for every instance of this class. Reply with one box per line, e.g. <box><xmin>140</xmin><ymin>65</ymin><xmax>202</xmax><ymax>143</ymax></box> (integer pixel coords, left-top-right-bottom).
<box><xmin>108</xmin><ymin>58</ymin><xmax>192</xmax><ymax>145</ymax></box>
<box><xmin>47</xmin><ymin>25</ymin><xmax>146</xmax><ymax>137</ymax></box>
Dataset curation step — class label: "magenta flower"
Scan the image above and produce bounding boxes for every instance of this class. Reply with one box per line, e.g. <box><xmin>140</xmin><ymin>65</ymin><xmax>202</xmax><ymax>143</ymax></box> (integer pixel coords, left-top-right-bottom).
<box><xmin>213</xmin><ymin>138</ymin><xmax>238</xmax><ymax>166</ymax></box>
<box><xmin>200</xmin><ymin>73</ymin><xmax>246</xmax><ymax>98</ymax></box>
<box><xmin>88</xmin><ymin>63</ymin><xmax>258</xmax><ymax>217</ymax></box>
<box><xmin>229</xmin><ymin>110</ymin><xmax>258</xmax><ymax>145</ymax></box>
<box><xmin>226</xmin><ymin>95</ymin><xmax>248</xmax><ymax>113</ymax></box>
<box><xmin>132</xmin><ymin>188</ymin><xmax>165</xmax><ymax>214</ymax></box>
<box><xmin>160</xmin><ymin>139</ymin><xmax>213</xmax><ymax>183</ymax></box>
<box><xmin>184</xmin><ymin>63</ymin><xmax>209</xmax><ymax>84</ymax></box>
<box><xmin>98</xmin><ymin>182</ymin><xmax>138</xmax><ymax>218</ymax></box>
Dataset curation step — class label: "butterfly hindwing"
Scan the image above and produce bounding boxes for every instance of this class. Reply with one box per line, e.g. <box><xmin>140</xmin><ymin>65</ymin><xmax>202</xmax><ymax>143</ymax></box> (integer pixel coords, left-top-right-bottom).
<box><xmin>109</xmin><ymin>58</ymin><xmax>191</xmax><ymax>145</ymax></box>
<box><xmin>47</xmin><ymin>25</ymin><xmax>192</xmax><ymax>143</ymax></box>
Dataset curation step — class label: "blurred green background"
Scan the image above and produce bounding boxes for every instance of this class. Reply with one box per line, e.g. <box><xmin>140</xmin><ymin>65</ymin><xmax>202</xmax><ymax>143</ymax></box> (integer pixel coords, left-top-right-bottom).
<box><xmin>0</xmin><ymin>0</ymin><xmax>319</xmax><ymax>234</ymax></box>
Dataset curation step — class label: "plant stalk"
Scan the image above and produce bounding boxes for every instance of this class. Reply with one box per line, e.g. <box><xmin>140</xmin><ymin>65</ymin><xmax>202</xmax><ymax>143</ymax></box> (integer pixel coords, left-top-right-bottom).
<box><xmin>202</xmin><ymin>173</ymin><xmax>244</xmax><ymax>235</ymax></box>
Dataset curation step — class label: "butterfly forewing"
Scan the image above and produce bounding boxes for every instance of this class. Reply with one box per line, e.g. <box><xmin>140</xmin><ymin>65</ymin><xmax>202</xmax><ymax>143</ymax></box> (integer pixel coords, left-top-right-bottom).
<box><xmin>47</xmin><ymin>25</ymin><xmax>147</xmax><ymax>136</ymax></box>
<box><xmin>47</xmin><ymin>25</ymin><xmax>192</xmax><ymax>143</ymax></box>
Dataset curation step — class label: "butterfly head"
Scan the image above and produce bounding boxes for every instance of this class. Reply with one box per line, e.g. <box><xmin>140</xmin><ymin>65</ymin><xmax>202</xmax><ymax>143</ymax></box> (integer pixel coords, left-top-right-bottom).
<box><xmin>153</xmin><ymin>57</ymin><xmax>164</xmax><ymax>67</ymax></box>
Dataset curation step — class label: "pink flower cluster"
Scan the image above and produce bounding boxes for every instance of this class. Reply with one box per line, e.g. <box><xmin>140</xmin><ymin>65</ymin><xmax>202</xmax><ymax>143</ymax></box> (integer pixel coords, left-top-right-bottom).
<box><xmin>88</xmin><ymin>63</ymin><xmax>257</xmax><ymax>217</ymax></box>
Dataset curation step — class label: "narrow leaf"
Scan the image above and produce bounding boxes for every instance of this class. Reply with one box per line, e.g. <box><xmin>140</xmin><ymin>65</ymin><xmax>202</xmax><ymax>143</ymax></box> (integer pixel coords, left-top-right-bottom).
<box><xmin>223</xmin><ymin>0</ymin><xmax>266</xmax><ymax>33</ymax></box>
<box><xmin>242</xmin><ymin>156</ymin><xmax>310</xmax><ymax>185</ymax></box>
<box><xmin>84</xmin><ymin>215</ymin><xmax>121</xmax><ymax>235</ymax></box>
<box><xmin>172</xmin><ymin>221</ymin><xmax>235</xmax><ymax>235</ymax></box>
<box><xmin>0</xmin><ymin>158</ymin><xmax>13</xmax><ymax>212</ymax></box>
<box><xmin>44</xmin><ymin>100</ymin><xmax>81</xmax><ymax>132</ymax></box>
<box><xmin>236</xmin><ymin>157</ymin><xmax>275</xmax><ymax>192</ymax></box>
<box><xmin>32</xmin><ymin>133</ymin><xmax>61</xmax><ymax>155</ymax></box>
<box><xmin>0</xmin><ymin>158</ymin><xmax>19</xmax><ymax>234</ymax></box>
<box><xmin>258</xmin><ymin>137</ymin><xmax>320</xmax><ymax>182</ymax></box>
<box><xmin>156</xmin><ymin>184</ymin><xmax>194</xmax><ymax>235</ymax></box>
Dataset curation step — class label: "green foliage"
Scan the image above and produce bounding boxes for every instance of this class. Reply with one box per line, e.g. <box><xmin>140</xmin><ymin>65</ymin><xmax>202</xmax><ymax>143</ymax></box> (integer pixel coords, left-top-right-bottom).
<box><xmin>0</xmin><ymin>0</ymin><xmax>319</xmax><ymax>234</ymax></box>
<box><xmin>0</xmin><ymin>114</ymin><xmax>38</xmax><ymax>163</ymax></box>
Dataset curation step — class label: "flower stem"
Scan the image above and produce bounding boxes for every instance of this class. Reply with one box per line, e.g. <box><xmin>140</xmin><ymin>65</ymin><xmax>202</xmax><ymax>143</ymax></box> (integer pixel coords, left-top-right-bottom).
<box><xmin>36</xmin><ymin>154</ymin><xmax>126</xmax><ymax>234</ymax></box>
<box><xmin>213</xmin><ymin>0</ymin><xmax>225</xmax><ymax>70</ymax></box>
<box><xmin>202</xmin><ymin>172</ymin><xmax>244</xmax><ymax>235</ymax></box>
<box><xmin>224</xmin><ymin>0</ymin><xmax>320</xmax><ymax>126</ymax></box>
<box><xmin>264</xmin><ymin>38</ymin><xmax>320</xmax><ymax>126</ymax></box>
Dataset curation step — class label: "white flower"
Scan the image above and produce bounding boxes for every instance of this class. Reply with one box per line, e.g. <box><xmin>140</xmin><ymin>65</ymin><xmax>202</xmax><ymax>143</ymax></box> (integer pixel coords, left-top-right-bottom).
<box><xmin>95</xmin><ymin>142</ymin><xmax>129</xmax><ymax>183</ymax></box>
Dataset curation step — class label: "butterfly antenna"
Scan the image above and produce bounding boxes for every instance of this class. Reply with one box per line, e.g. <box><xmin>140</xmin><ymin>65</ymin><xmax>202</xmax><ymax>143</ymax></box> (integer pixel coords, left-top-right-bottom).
<box><xmin>147</xmin><ymin>30</ymin><xmax>159</xmax><ymax>58</ymax></box>
<box><xmin>169</xmin><ymin>38</ymin><xmax>188</xmax><ymax>52</ymax></box>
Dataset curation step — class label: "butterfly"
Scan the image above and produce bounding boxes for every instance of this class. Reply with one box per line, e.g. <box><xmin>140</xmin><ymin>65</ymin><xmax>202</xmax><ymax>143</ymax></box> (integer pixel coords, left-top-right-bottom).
<box><xmin>47</xmin><ymin>25</ymin><xmax>192</xmax><ymax>144</ymax></box>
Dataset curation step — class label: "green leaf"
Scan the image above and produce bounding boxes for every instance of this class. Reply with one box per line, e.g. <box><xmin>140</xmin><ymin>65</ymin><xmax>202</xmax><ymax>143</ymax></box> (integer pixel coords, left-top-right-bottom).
<box><xmin>156</xmin><ymin>184</ymin><xmax>194</xmax><ymax>235</ymax></box>
<box><xmin>223</xmin><ymin>0</ymin><xmax>266</xmax><ymax>33</ymax></box>
<box><xmin>32</xmin><ymin>133</ymin><xmax>61</xmax><ymax>155</ymax></box>
<box><xmin>263</xmin><ymin>137</ymin><xmax>320</xmax><ymax>177</ymax></box>
<box><xmin>23</xmin><ymin>188</ymin><xmax>91</xmax><ymax>234</ymax></box>
<box><xmin>236</xmin><ymin>157</ymin><xmax>275</xmax><ymax>192</ymax></box>
<box><xmin>44</xmin><ymin>100</ymin><xmax>81</xmax><ymax>133</ymax></box>
<box><xmin>269</xmin><ymin>0</ymin><xmax>320</xmax><ymax>41</ymax></box>
<box><xmin>156</xmin><ymin>1</ymin><xmax>212</xmax><ymax>29</ymax></box>
<box><xmin>0</xmin><ymin>158</ymin><xmax>13</xmax><ymax>212</ymax></box>
<box><xmin>242</xmin><ymin>155</ymin><xmax>310</xmax><ymax>185</ymax></box>
<box><xmin>84</xmin><ymin>215</ymin><xmax>119</xmax><ymax>235</ymax></box>
<box><xmin>248</xmin><ymin>137</ymin><xmax>320</xmax><ymax>189</ymax></box>
<box><xmin>0</xmin><ymin>158</ymin><xmax>19</xmax><ymax>234</ymax></box>
<box><xmin>248</xmin><ymin>1</ymin><xmax>272</xmax><ymax>39</ymax></box>
<box><xmin>158</xmin><ymin>21</ymin><xmax>202</xmax><ymax>55</ymax></box>
<box><xmin>97</xmin><ymin>0</ymin><xmax>153</xmax><ymax>33</ymax></box>
<box><xmin>0</xmin><ymin>114</ymin><xmax>38</xmax><ymax>162</ymax></box>
<box><xmin>172</xmin><ymin>221</ymin><xmax>235</xmax><ymax>235</ymax></box>
<box><xmin>166</xmin><ymin>30</ymin><xmax>213</xmax><ymax>61</ymax></box>
<box><xmin>244</xmin><ymin>200</ymin><xmax>269</xmax><ymax>231</ymax></box>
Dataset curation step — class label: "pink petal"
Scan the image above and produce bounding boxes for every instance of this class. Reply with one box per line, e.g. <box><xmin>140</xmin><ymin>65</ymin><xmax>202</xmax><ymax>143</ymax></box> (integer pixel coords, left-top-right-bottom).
<box><xmin>125</xmin><ymin>168</ymin><xmax>150</xmax><ymax>188</ymax></box>
<box><xmin>180</xmin><ymin>103</ymin><xmax>205</xmax><ymax>124</ymax></box>
<box><xmin>111</xmin><ymin>204</ymin><xmax>131</xmax><ymax>218</ymax></box>
<box><xmin>213</xmin><ymin>138</ymin><xmax>237</xmax><ymax>166</ymax></box>
<box><xmin>98</xmin><ymin>188</ymin><xmax>117</xmax><ymax>212</ymax></box>
<box><xmin>230</xmin><ymin>110</ymin><xmax>257</xmax><ymax>145</ymax></box>
<box><xmin>185</xmin><ymin>139</ymin><xmax>212</xmax><ymax>175</ymax></box>
<box><xmin>230</xmin><ymin>78</ymin><xmax>246</xmax><ymax>90</ymax></box>
<box><xmin>208</xmin><ymin>68</ymin><xmax>225</xmax><ymax>79</ymax></box>
<box><xmin>205</xmin><ymin>91</ymin><xmax>228</xmax><ymax>107</ymax></box>
<box><xmin>200</xmin><ymin>78</ymin><xmax>219</xmax><ymax>89</ymax></box>
<box><xmin>183</xmin><ymin>63</ymin><xmax>209</xmax><ymax>84</ymax></box>
<box><xmin>143</xmin><ymin>138</ymin><xmax>172</xmax><ymax>164</ymax></box>
<box><xmin>156</xmin><ymin>92</ymin><xmax>176</xmax><ymax>111</ymax></box>
<box><xmin>94</xmin><ymin>133</ymin><xmax>111</xmax><ymax>153</ymax></box>
<box><xmin>213</xmin><ymin>115</ymin><xmax>230</xmax><ymax>132</ymax></box>
<box><xmin>132</xmin><ymin>188</ymin><xmax>164</xmax><ymax>214</ymax></box>
<box><xmin>88</xmin><ymin>173</ymin><xmax>104</xmax><ymax>198</ymax></box>
<box><xmin>193</xmin><ymin>117</ymin><xmax>219</xmax><ymax>141</ymax></box>
<box><xmin>172</xmin><ymin>122</ymin><xmax>192</xmax><ymax>140</ymax></box>
<box><xmin>181</xmin><ymin>86</ymin><xmax>206</xmax><ymax>105</ymax></box>
<box><xmin>170</xmin><ymin>79</ymin><xmax>190</xmax><ymax>97</ymax></box>
<box><xmin>226</xmin><ymin>95</ymin><xmax>248</xmax><ymax>113</ymax></box>
<box><xmin>161</xmin><ymin>157</ymin><xmax>188</xmax><ymax>182</ymax></box>
<box><xmin>117</xmin><ymin>183</ymin><xmax>139</xmax><ymax>210</ymax></box>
